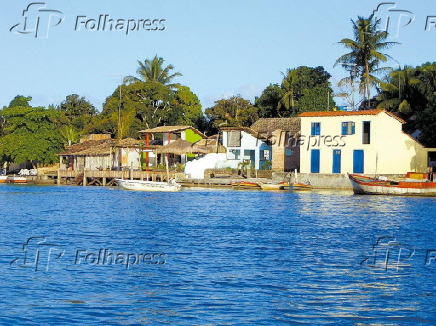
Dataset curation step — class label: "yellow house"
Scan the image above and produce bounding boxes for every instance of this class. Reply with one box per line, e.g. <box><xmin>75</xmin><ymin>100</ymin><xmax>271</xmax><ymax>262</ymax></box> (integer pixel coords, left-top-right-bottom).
<box><xmin>298</xmin><ymin>109</ymin><xmax>434</xmax><ymax>175</ymax></box>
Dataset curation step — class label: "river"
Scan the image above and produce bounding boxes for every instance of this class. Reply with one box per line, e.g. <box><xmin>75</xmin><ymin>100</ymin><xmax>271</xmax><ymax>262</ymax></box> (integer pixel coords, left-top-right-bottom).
<box><xmin>0</xmin><ymin>185</ymin><xmax>435</xmax><ymax>325</ymax></box>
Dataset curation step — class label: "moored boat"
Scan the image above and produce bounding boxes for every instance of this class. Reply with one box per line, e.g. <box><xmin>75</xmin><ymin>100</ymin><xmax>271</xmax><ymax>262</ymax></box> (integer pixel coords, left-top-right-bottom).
<box><xmin>0</xmin><ymin>175</ymin><xmax>27</xmax><ymax>184</ymax></box>
<box><xmin>9</xmin><ymin>176</ymin><xmax>27</xmax><ymax>184</ymax></box>
<box><xmin>348</xmin><ymin>174</ymin><xmax>436</xmax><ymax>196</ymax></box>
<box><xmin>116</xmin><ymin>179</ymin><xmax>182</xmax><ymax>192</ymax></box>
<box><xmin>290</xmin><ymin>182</ymin><xmax>312</xmax><ymax>191</ymax></box>
<box><xmin>259</xmin><ymin>181</ymin><xmax>289</xmax><ymax>191</ymax></box>
<box><xmin>231</xmin><ymin>181</ymin><xmax>261</xmax><ymax>189</ymax></box>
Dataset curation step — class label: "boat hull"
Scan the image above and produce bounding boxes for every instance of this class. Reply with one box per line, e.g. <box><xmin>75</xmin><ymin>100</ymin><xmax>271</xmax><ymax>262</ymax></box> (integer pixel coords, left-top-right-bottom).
<box><xmin>116</xmin><ymin>179</ymin><xmax>182</xmax><ymax>192</ymax></box>
<box><xmin>291</xmin><ymin>182</ymin><xmax>312</xmax><ymax>191</ymax></box>
<box><xmin>231</xmin><ymin>181</ymin><xmax>261</xmax><ymax>189</ymax></box>
<box><xmin>0</xmin><ymin>176</ymin><xmax>27</xmax><ymax>184</ymax></box>
<box><xmin>348</xmin><ymin>174</ymin><xmax>436</xmax><ymax>197</ymax></box>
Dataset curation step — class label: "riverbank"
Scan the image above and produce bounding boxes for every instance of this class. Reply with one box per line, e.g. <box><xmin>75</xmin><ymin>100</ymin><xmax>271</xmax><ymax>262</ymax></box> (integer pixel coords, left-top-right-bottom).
<box><xmin>23</xmin><ymin>172</ymin><xmax>410</xmax><ymax>190</ymax></box>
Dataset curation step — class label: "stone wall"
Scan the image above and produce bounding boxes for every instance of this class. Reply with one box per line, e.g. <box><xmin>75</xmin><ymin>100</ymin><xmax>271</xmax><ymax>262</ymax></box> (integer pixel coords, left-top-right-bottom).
<box><xmin>272</xmin><ymin>172</ymin><xmax>408</xmax><ymax>189</ymax></box>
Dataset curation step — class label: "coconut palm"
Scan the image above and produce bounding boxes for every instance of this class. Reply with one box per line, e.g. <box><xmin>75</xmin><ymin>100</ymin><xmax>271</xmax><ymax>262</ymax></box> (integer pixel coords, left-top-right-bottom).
<box><xmin>335</xmin><ymin>14</ymin><xmax>398</xmax><ymax>108</ymax></box>
<box><xmin>377</xmin><ymin>66</ymin><xmax>421</xmax><ymax>114</ymax></box>
<box><xmin>124</xmin><ymin>55</ymin><xmax>182</xmax><ymax>88</ymax></box>
<box><xmin>278</xmin><ymin>70</ymin><xmax>296</xmax><ymax>115</ymax></box>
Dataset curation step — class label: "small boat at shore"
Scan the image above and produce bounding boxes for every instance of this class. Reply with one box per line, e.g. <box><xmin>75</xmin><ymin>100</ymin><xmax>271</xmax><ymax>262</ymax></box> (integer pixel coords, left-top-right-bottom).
<box><xmin>231</xmin><ymin>181</ymin><xmax>261</xmax><ymax>189</ymax></box>
<box><xmin>259</xmin><ymin>181</ymin><xmax>289</xmax><ymax>191</ymax></box>
<box><xmin>0</xmin><ymin>175</ymin><xmax>27</xmax><ymax>184</ymax></box>
<box><xmin>290</xmin><ymin>182</ymin><xmax>313</xmax><ymax>191</ymax></box>
<box><xmin>348</xmin><ymin>174</ymin><xmax>436</xmax><ymax>197</ymax></box>
<box><xmin>116</xmin><ymin>179</ymin><xmax>182</xmax><ymax>192</ymax></box>
<box><xmin>290</xmin><ymin>170</ymin><xmax>312</xmax><ymax>191</ymax></box>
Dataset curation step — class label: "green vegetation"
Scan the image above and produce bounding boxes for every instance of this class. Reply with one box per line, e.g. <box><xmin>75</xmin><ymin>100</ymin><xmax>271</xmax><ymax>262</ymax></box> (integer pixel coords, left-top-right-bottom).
<box><xmin>335</xmin><ymin>14</ymin><xmax>397</xmax><ymax>107</ymax></box>
<box><xmin>205</xmin><ymin>96</ymin><xmax>258</xmax><ymax>129</ymax></box>
<box><xmin>0</xmin><ymin>97</ymin><xmax>64</xmax><ymax>166</ymax></box>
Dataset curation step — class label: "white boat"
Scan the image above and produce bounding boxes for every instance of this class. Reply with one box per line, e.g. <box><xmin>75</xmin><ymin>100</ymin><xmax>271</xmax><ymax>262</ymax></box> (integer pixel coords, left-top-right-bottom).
<box><xmin>0</xmin><ymin>175</ymin><xmax>27</xmax><ymax>184</ymax></box>
<box><xmin>8</xmin><ymin>176</ymin><xmax>27</xmax><ymax>184</ymax></box>
<box><xmin>115</xmin><ymin>178</ymin><xmax>182</xmax><ymax>192</ymax></box>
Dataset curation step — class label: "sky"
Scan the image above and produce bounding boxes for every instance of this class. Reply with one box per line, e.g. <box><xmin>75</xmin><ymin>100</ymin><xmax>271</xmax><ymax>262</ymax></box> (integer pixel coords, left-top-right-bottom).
<box><xmin>1</xmin><ymin>0</ymin><xmax>436</xmax><ymax>111</ymax></box>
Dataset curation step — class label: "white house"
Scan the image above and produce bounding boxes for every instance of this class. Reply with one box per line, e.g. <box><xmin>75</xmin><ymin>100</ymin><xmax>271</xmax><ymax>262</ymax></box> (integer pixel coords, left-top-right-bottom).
<box><xmin>298</xmin><ymin>109</ymin><xmax>435</xmax><ymax>175</ymax></box>
<box><xmin>220</xmin><ymin>127</ymin><xmax>272</xmax><ymax>170</ymax></box>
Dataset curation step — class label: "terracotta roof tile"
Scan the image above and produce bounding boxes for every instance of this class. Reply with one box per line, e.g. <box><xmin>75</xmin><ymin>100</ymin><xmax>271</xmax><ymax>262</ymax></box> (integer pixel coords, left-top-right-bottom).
<box><xmin>298</xmin><ymin>109</ymin><xmax>406</xmax><ymax>123</ymax></box>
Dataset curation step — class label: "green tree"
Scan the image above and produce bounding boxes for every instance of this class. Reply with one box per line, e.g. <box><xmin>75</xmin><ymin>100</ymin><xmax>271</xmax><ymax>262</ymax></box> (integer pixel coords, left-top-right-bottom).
<box><xmin>8</xmin><ymin>95</ymin><xmax>32</xmax><ymax>108</ymax></box>
<box><xmin>335</xmin><ymin>14</ymin><xmax>397</xmax><ymax>108</ymax></box>
<box><xmin>57</xmin><ymin>94</ymin><xmax>97</xmax><ymax>130</ymax></box>
<box><xmin>416</xmin><ymin>96</ymin><xmax>436</xmax><ymax>147</ymax></box>
<box><xmin>124</xmin><ymin>55</ymin><xmax>182</xmax><ymax>87</ymax></box>
<box><xmin>377</xmin><ymin>66</ymin><xmax>421</xmax><ymax>115</ymax></box>
<box><xmin>205</xmin><ymin>96</ymin><xmax>259</xmax><ymax>128</ymax></box>
<box><xmin>0</xmin><ymin>105</ymin><xmax>63</xmax><ymax>166</ymax></box>
<box><xmin>299</xmin><ymin>85</ymin><xmax>335</xmax><ymax>112</ymax></box>
<box><xmin>278</xmin><ymin>66</ymin><xmax>334</xmax><ymax>115</ymax></box>
<box><xmin>255</xmin><ymin>84</ymin><xmax>284</xmax><ymax>117</ymax></box>
<box><xmin>169</xmin><ymin>86</ymin><xmax>203</xmax><ymax>126</ymax></box>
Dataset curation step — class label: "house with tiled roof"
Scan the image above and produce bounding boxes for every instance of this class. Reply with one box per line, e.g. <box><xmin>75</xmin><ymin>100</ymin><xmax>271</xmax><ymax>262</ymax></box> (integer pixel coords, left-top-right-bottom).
<box><xmin>298</xmin><ymin>109</ymin><xmax>436</xmax><ymax>175</ymax></box>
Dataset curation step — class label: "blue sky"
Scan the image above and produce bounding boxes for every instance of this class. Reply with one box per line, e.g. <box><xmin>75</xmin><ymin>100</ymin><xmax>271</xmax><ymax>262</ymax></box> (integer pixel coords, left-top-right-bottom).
<box><xmin>1</xmin><ymin>0</ymin><xmax>435</xmax><ymax>111</ymax></box>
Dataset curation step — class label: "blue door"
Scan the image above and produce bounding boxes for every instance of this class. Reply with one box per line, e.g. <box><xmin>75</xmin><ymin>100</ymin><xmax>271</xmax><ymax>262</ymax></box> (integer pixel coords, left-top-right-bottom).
<box><xmin>332</xmin><ymin>150</ymin><xmax>341</xmax><ymax>173</ymax></box>
<box><xmin>353</xmin><ymin>150</ymin><xmax>364</xmax><ymax>173</ymax></box>
<box><xmin>311</xmin><ymin>149</ymin><xmax>320</xmax><ymax>173</ymax></box>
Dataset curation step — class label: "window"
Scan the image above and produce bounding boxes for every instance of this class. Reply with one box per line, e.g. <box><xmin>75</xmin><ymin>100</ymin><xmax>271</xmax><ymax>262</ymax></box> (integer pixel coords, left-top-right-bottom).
<box><xmin>311</xmin><ymin>122</ymin><xmax>321</xmax><ymax>135</ymax></box>
<box><xmin>363</xmin><ymin>121</ymin><xmax>371</xmax><ymax>144</ymax></box>
<box><xmin>228</xmin><ymin>149</ymin><xmax>240</xmax><ymax>160</ymax></box>
<box><xmin>260</xmin><ymin>150</ymin><xmax>270</xmax><ymax>161</ymax></box>
<box><xmin>227</xmin><ymin>130</ymin><xmax>241</xmax><ymax>147</ymax></box>
<box><xmin>342</xmin><ymin>122</ymin><xmax>355</xmax><ymax>135</ymax></box>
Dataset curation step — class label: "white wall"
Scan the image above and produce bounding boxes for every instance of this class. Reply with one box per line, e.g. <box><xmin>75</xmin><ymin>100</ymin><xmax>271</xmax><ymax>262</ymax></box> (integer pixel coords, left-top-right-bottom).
<box><xmin>222</xmin><ymin>131</ymin><xmax>271</xmax><ymax>170</ymax></box>
<box><xmin>300</xmin><ymin>112</ymin><xmax>428</xmax><ymax>175</ymax></box>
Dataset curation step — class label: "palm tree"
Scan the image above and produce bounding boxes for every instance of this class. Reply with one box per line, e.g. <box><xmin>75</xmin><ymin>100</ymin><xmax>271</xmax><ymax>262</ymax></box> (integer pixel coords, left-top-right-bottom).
<box><xmin>278</xmin><ymin>70</ymin><xmax>296</xmax><ymax>116</ymax></box>
<box><xmin>377</xmin><ymin>66</ymin><xmax>420</xmax><ymax>114</ymax></box>
<box><xmin>124</xmin><ymin>55</ymin><xmax>182</xmax><ymax>87</ymax></box>
<box><xmin>335</xmin><ymin>14</ymin><xmax>397</xmax><ymax>108</ymax></box>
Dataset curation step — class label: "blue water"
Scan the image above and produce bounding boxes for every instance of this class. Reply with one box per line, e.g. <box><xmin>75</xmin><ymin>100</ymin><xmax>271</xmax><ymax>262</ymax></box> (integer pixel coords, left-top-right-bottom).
<box><xmin>0</xmin><ymin>185</ymin><xmax>435</xmax><ymax>325</ymax></box>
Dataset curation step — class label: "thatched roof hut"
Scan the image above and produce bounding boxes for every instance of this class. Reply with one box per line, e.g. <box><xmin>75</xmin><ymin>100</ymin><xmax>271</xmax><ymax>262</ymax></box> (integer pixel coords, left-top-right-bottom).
<box><xmin>250</xmin><ymin>118</ymin><xmax>301</xmax><ymax>138</ymax></box>
<box><xmin>156</xmin><ymin>138</ymin><xmax>226</xmax><ymax>155</ymax></box>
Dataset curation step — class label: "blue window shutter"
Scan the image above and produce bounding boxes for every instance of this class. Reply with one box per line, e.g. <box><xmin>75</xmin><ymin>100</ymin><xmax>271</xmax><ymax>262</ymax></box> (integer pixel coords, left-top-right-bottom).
<box><xmin>342</xmin><ymin>122</ymin><xmax>346</xmax><ymax>135</ymax></box>
<box><xmin>352</xmin><ymin>122</ymin><xmax>355</xmax><ymax>135</ymax></box>
<box><xmin>311</xmin><ymin>123</ymin><xmax>315</xmax><ymax>135</ymax></box>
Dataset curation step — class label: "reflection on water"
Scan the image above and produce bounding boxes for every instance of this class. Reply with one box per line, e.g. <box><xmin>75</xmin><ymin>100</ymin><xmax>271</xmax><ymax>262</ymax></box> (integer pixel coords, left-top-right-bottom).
<box><xmin>0</xmin><ymin>185</ymin><xmax>435</xmax><ymax>325</ymax></box>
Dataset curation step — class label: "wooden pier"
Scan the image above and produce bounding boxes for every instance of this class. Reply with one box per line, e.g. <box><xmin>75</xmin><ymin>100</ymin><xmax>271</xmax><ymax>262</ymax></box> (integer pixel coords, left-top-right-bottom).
<box><xmin>54</xmin><ymin>170</ymin><xmax>187</xmax><ymax>186</ymax></box>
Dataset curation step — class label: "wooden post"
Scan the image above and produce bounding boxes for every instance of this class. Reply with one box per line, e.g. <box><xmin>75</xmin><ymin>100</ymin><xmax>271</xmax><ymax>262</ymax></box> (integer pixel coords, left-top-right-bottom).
<box><xmin>57</xmin><ymin>169</ymin><xmax>61</xmax><ymax>185</ymax></box>
<box><xmin>145</xmin><ymin>133</ymin><xmax>150</xmax><ymax>171</ymax></box>
<box><xmin>83</xmin><ymin>170</ymin><xmax>87</xmax><ymax>186</ymax></box>
<box><xmin>102</xmin><ymin>177</ymin><xmax>106</xmax><ymax>186</ymax></box>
